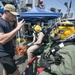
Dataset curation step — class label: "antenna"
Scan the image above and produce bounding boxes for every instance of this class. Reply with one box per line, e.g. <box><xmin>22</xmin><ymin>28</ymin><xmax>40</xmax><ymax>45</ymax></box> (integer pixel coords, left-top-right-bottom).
<box><xmin>69</xmin><ymin>0</ymin><xmax>72</xmax><ymax>11</ymax></box>
<box><xmin>64</xmin><ymin>0</ymin><xmax>72</xmax><ymax>19</ymax></box>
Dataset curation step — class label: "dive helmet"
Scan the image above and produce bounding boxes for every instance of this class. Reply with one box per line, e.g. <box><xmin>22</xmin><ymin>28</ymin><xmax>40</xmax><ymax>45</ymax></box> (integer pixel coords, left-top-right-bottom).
<box><xmin>34</xmin><ymin>25</ymin><xmax>42</xmax><ymax>32</ymax></box>
<box><xmin>50</xmin><ymin>21</ymin><xmax>75</xmax><ymax>41</ymax></box>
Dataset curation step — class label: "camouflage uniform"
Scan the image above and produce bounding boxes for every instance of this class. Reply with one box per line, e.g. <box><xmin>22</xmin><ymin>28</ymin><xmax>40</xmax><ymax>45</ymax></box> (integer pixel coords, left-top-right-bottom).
<box><xmin>39</xmin><ymin>44</ymin><xmax>75</xmax><ymax>75</ymax></box>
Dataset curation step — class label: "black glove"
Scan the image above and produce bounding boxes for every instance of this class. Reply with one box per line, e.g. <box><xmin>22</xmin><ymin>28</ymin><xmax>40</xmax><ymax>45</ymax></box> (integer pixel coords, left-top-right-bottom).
<box><xmin>39</xmin><ymin>53</ymin><xmax>52</xmax><ymax>70</ymax></box>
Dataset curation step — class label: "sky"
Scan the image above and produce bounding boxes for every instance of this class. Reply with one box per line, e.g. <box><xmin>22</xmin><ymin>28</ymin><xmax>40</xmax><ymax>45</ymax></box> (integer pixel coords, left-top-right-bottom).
<box><xmin>0</xmin><ymin>0</ymin><xmax>75</xmax><ymax>18</ymax></box>
<box><xmin>43</xmin><ymin>0</ymin><xmax>75</xmax><ymax>18</ymax></box>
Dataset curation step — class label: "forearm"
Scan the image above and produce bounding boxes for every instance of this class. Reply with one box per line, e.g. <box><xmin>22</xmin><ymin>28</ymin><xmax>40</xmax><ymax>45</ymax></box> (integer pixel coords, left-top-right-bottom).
<box><xmin>34</xmin><ymin>41</ymin><xmax>41</xmax><ymax>45</ymax></box>
<box><xmin>0</xmin><ymin>27</ymin><xmax>19</xmax><ymax>44</ymax></box>
<box><xmin>32</xmin><ymin>37</ymin><xmax>36</xmax><ymax>43</ymax></box>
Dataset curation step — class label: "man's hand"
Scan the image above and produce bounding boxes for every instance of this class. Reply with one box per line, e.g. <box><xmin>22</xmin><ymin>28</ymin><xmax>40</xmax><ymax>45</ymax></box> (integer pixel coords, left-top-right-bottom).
<box><xmin>16</xmin><ymin>19</ymin><xmax>25</xmax><ymax>30</ymax></box>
